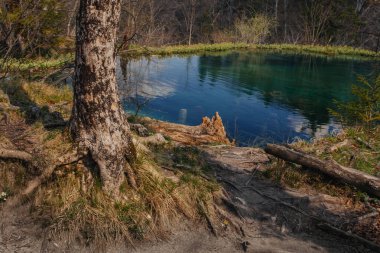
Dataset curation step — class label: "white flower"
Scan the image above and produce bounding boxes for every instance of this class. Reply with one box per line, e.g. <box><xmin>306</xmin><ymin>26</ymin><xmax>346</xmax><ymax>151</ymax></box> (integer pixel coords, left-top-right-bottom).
<box><xmin>0</xmin><ymin>192</ymin><xmax>8</xmax><ymax>202</ymax></box>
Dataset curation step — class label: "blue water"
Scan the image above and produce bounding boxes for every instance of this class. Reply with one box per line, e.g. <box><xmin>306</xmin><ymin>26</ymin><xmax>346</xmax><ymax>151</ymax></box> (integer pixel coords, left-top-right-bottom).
<box><xmin>117</xmin><ymin>51</ymin><xmax>378</xmax><ymax>146</ymax></box>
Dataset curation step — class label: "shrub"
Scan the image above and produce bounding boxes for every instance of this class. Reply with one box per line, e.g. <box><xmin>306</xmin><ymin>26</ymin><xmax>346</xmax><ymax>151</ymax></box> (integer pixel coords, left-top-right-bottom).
<box><xmin>330</xmin><ymin>75</ymin><xmax>380</xmax><ymax>127</ymax></box>
<box><xmin>234</xmin><ymin>14</ymin><xmax>274</xmax><ymax>44</ymax></box>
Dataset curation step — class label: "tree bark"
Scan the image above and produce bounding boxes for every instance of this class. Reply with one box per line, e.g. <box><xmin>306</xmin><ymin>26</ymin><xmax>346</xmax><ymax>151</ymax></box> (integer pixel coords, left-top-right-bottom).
<box><xmin>70</xmin><ymin>0</ymin><xmax>137</xmax><ymax>196</ymax></box>
<box><xmin>265</xmin><ymin>144</ymin><xmax>380</xmax><ymax>198</ymax></box>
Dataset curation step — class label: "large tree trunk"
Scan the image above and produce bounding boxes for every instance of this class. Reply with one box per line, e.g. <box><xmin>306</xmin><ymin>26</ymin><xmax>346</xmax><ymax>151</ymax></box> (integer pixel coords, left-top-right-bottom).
<box><xmin>70</xmin><ymin>0</ymin><xmax>137</xmax><ymax>196</ymax></box>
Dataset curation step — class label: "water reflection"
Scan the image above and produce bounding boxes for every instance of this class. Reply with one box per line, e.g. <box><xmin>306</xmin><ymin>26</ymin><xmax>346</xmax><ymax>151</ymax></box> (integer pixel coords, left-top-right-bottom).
<box><xmin>117</xmin><ymin>52</ymin><xmax>378</xmax><ymax>146</ymax></box>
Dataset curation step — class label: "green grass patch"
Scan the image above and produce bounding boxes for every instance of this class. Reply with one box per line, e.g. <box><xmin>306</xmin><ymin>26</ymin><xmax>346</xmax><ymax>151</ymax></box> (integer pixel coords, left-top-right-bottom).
<box><xmin>124</xmin><ymin>43</ymin><xmax>380</xmax><ymax>59</ymax></box>
<box><xmin>264</xmin><ymin>126</ymin><xmax>379</xmax><ymax>203</ymax></box>
<box><xmin>2</xmin><ymin>43</ymin><xmax>378</xmax><ymax>72</ymax></box>
<box><xmin>1</xmin><ymin>53</ymin><xmax>74</xmax><ymax>72</ymax></box>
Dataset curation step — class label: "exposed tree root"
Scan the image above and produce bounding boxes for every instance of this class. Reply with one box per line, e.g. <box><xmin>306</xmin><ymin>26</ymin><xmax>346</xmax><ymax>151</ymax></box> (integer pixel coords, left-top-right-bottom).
<box><xmin>0</xmin><ymin>148</ymin><xmax>33</xmax><ymax>162</ymax></box>
<box><xmin>199</xmin><ymin>202</ymin><xmax>218</xmax><ymax>237</ymax></box>
<box><xmin>43</xmin><ymin>121</ymin><xmax>68</xmax><ymax>129</ymax></box>
<box><xmin>317</xmin><ymin>223</ymin><xmax>380</xmax><ymax>252</ymax></box>
<box><xmin>22</xmin><ymin>150</ymin><xmax>82</xmax><ymax>196</ymax></box>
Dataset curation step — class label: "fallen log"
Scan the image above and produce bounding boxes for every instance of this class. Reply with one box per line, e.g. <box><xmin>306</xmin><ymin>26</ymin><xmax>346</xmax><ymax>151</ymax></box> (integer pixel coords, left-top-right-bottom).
<box><xmin>0</xmin><ymin>148</ymin><xmax>33</xmax><ymax>162</ymax></box>
<box><xmin>264</xmin><ymin>144</ymin><xmax>380</xmax><ymax>198</ymax></box>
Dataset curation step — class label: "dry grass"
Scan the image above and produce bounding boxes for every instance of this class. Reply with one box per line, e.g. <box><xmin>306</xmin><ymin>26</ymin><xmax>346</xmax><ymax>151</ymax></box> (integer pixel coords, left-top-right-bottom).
<box><xmin>292</xmin><ymin>127</ymin><xmax>380</xmax><ymax>176</ymax></box>
<box><xmin>29</xmin><ymin>147</ymin><xmax>220</xmax><ymax>248</ymax></box>
<box><xmin>0</xmin><ymin>82</ymin><xmax>218</xmax><ymax>245</ymax></box>
<box><xmin>21</xmin><ymin>82</ymin><xmax>72</xmax><ymax>107</ymax></box>
<box><xmin>0</xmin><ymin>161</ymin><xmax>28</xmax><ymax>197</ymax></box>
<box><xmin>1</xmin><ymin>79</ymin><xmax>221</xmax><ymax>248</ymax></box>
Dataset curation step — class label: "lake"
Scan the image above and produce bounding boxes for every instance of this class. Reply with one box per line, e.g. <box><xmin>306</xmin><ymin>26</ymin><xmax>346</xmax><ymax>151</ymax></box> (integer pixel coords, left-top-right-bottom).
<box><xmin>117</xmin><ymin>51</ymin><xmax>378</xmax><ymax>146</ymax></box>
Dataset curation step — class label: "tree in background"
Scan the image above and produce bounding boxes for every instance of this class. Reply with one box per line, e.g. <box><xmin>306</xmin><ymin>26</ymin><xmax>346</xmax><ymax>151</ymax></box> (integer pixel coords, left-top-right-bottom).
<box><xmin>1</xmin><ymin>0</ymin><xmax>380</xmax><ymax>57</ymax></box>
<box><xmin>0</xmin><ymin>0</ymin><xmax>66</xmax><ymax>58</ymax></box>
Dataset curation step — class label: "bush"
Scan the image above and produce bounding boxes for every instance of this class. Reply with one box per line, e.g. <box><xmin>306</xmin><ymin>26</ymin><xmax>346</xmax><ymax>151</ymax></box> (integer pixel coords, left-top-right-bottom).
<box><xmin>234</xmin><ymin>14</ymin><xmax>274</xmax><ymax>44</ymax></box>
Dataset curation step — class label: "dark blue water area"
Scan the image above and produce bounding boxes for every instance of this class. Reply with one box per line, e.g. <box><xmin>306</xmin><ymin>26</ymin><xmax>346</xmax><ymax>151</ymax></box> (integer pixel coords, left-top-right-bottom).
<box><xmin>117</xmin><ymin>51</ymin><xmax>379</xmax><ymax>146</ymax></box>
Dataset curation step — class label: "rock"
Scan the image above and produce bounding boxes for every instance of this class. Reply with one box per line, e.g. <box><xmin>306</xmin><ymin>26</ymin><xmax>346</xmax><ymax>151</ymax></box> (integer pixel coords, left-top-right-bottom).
<box><xmin>139</xmin><ymin>133</ymin><xmax>167</xmax><ymax>145</ymax></box>
<box><xmin>130</xmin><ymin>123</ymin><xmax>150</xmax><ymax>137</ymax></box>
<box><xmin>202</xmin><ymin>146</ymin><xmax>270</xmax><ymax>173</ymax></box>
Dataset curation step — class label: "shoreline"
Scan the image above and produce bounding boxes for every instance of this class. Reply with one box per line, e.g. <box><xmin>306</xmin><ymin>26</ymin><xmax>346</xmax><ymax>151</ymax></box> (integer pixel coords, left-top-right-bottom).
<box><xmin>2</xmin><ymin>43</ymin><xmax>379</xmax><ymax>72</ymax></box>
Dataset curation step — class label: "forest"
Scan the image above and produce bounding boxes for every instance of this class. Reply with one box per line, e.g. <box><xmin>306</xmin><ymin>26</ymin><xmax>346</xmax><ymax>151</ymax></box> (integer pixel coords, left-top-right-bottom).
<box><xmin>0</xmin><ymin>1</ymin><xmax>380</xmax><ymax>253</ymax></box>
<box><xmin>1</xmin><ymin>0</ymin><xmax>380</xmax><ymax>59</ymax></box>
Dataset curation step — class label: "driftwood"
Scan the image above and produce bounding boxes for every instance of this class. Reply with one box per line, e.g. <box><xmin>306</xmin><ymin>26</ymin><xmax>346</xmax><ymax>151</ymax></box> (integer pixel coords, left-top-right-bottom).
<box><xmin>265</xmin><ymin>144</ymin><xmax>380</xmax><ymax>198</ymax></box>
<box><xmin>0</xmin><ymin>148</ymin><xmax>33</xmax><ymax>162</ymax></box>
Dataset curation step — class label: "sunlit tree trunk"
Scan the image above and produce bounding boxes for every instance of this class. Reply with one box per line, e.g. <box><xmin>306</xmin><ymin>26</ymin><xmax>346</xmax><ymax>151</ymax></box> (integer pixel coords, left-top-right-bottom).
<box><xmin>70</xmin><ymin>0</ymin><xmax>137</xmax><ymax>196</ymax></box>
<box><xmin>283</xmin><ymin>0</ymin><xmax>288</xmax><ymax>42</ymax></box>
<box><xmin>274</xmin><ymin>0</ymin><xmax>279</xmax><ymax>35</ymax></box>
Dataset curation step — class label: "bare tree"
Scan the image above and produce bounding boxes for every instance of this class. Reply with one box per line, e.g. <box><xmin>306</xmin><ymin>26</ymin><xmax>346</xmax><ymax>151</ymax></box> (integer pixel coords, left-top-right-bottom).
<box><xmin>300</xmin><ymin>0</ymin><xmax>333</xmax><ymax>44</ymax></box>
<box><xmin>179</xmin><ymin>0</ymin><xmax>198</xmax><ymax>45</ymax></box>
<box><xmin>70</xmin><ymin>0</ymin><xmax>137</xmax><ymax>196</ymax></box>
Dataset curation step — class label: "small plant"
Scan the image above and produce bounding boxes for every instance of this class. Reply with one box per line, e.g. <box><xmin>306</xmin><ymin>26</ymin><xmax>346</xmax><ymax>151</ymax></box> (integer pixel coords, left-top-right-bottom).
<box><xmin>0</xmin><ymin>191</ymin><xmax>8</xmax><ymax>202</ymax></box>
<box><xmin>330</xmin><ymin>75</ymin><xmax>380</xmax><ymax>128</ymax></box>
<box><xmin>234</xmin><ymin>14</ymin><xmax>274</xmax><ymax>44</ymax></box>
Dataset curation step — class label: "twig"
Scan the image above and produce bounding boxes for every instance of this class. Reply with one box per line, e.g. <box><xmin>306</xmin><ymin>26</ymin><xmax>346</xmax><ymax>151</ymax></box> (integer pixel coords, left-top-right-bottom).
<box><xmin>199</xmin><ymin>202</ymin><xmax>217</xmax><ymax>237</ymax></box>
<box><xmin>355</xmin><ymin>211</ymin><xmax>379</xmax><ymax>222</ymax></box>
<box><xmin>356</xmin><ymin>137</ymin><xmax>375</xmax><ymax>150</ymax></box>
<box><xmin>245</xmin><ymin>165</ymin><xmax>258</xmax><ymax>186</ymax></box>
<box><xmin>44</xmin><ymin>121</ymin><xmax>68</xmax><ymax>129</ymax></box>
<box><xmin>221</xmin><ymin>197</ymin><xmax>245</xmax><ymax>220</ymax></box>
<box><xmin>213</xmin><ymin>204</ymin><xmax>244</xmax><ymax>236</ymax></box>
<box><xmin>219</xmin><ymin>178</ymin><xmax>243</xmax><ymax>193</ymax></box>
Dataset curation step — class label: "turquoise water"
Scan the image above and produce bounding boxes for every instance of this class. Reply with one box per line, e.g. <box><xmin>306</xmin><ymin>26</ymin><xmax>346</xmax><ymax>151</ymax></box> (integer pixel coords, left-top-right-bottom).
<box><xmin>117</xmin><ymin>51</ymin><xmax>378</xmax><ymax>146</ymax></box>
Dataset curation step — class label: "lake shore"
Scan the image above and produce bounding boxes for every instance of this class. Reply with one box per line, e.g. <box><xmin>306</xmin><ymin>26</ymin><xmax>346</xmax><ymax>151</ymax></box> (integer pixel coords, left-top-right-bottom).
<box><xmin>1</xmin><ymin>62</ymin><xmax>379</xmax><ymax>252</ymax></box>
<box><xmin>2</xmin><ymin>43</ymin><xmax>379</xmax><ymax>73</ymax></box>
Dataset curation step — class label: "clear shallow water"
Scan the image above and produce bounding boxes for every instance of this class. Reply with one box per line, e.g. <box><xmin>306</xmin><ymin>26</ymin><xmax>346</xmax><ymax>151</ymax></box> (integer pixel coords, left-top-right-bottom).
<box><xmin>117</xmin><ymin>51</ymin><xmax>378</xmax><ymax>146</ymax></box>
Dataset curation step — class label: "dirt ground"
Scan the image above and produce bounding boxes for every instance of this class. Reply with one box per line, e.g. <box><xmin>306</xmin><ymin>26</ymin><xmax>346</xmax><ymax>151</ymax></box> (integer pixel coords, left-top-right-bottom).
<box><xmin>0</xmin><ymin>113</ymin><xmax>378</xmax><ymax>253</ymax></box>
<box><xmin>1</xmin><ymin>146</ymin><xmax>378</xmax><ymax>253</ymax></box>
